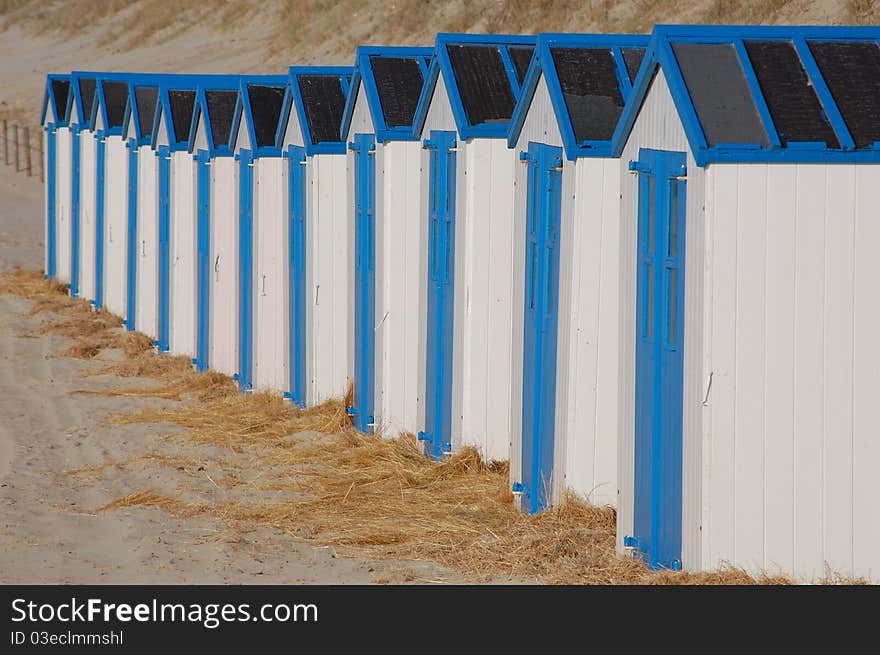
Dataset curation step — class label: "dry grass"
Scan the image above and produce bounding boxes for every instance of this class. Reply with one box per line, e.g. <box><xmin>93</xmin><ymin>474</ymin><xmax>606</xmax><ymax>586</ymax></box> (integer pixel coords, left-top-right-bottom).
<box><xmin>2</xmin><ymin>267</ymin><xmax>806</xmax><ymax>583</ymax></box>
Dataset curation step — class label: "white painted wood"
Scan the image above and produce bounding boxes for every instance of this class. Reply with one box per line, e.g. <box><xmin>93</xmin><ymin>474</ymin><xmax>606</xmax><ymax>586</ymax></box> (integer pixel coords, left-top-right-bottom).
<box><xmin>135</xmin><ymin>146</ymin><xmax>159</xmax><ymax>339</ymax></box>
<box><xmin>253</xmin><ymin>156</ymin><xmax>288</xmax><ymax>392</ymax></box>
<box><xmin>344</xmin><ymin>82</ymin><xmax>375</xmax><ymax>141</ymax></box>
<box><xmin>168</xmin><ymin>151</ymin><xmax>197</xmax><ymax>357</ymax></box>
<box><xmin>103</xmin><ymin>135</ymin><xmax>129</xmax><ymax>318</ymax></box>
<box><xmin>516</xmin><ymin>74</ymin><xmax>564</xmax><ymax>151</ymax></box>
<box><xmin>281</xmin><ymin>100</ymin><xmax>305</xmax><ymax>149</ymax></box>
<box><xmin>421</xmin><ymin>71</ymin><xmax>456</xmax><ymax>135</ymax></box>
<box><xmin>193</xmin><ymin>112</ymin><xmax>209</xmax><ymax>153</ymax></box>
<box><xmin>43</xmin><ymin>128</ymin><xmax>48</xmax><ymax>274</ymax></box>
<box><xmin>208</xmin><ymin>156</ymin><xmax>238</xmax><ymax>377</ymax></box>
<box><xmin>852</xmin><ymin>165</ymin><xmax>880</xmax><ymax>582</ymax></box>
<box><xmin>54</xmin><ymin>127</ymin><xmax>72</xmax><ymax>284</ymax></box>
<box><xmin>508</xmin><ymin>136</ymin><xmax>527</xmax><ymax>510</ymax></box>
<box><xmin>78</xmin><ymin>131</ymin><xmax>98</xmax><ymax>302</ymax></box>
<box><xmin>155</xmin><ymin>113</ymin><xmax>169</xmax><ymax>151</ymax></box>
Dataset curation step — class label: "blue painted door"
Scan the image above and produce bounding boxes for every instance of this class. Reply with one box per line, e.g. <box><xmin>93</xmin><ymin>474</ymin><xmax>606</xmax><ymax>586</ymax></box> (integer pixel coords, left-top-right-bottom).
<box><xmin>348</xmin><ymin>134</ymin><xmax>376</xmax><ymax>433</ymax></box>
<box><xmin>194</xmin><ymin>151</ymin><xmax>211</xmax><ymax>372</ymax></box>
<box><xmin>419</xmin><ymin>131</ymin><xmax>456</xmax><ymax>460</ymax></box>
<box><xmin>45</xmin><ymin>127</ymin><xmax>57</xmax><ymax>279</ymax></box>
<box><xmin>70</xmin><ymin>127</ymin><xmax>81</xmax><ymax>297</ymax></box>
<box><xmin>156</xmin><ymin>146</ymin><xmax>171</xmax><ymax>351</ymax></box>
<box><xmin>520</xmin><ymin>142</ymin><xmax>563</xmax><ymax>515</ymax></box>
<box><xmin>125</xmin><ymin>142</ymin><xmax>138</xmax><ymax>330</ymax></box>
<box><xmin>632</xmin><ymin>148</ymin><xmax>687</xmax><ymax>570</ymax></box>
<box><xmin>237</xmin><ymin>149</ymin><xmax>254</xmax><ymax>392</ymax></box>
<box><xmin>286</xmin><ymin>145</ymin><xmax>307</xmax><ymax>408</ymax></box>
<box><xmin>94</xmin><ymin>134</ymin><xmax>106</xmax><ymax>310</ymax></box>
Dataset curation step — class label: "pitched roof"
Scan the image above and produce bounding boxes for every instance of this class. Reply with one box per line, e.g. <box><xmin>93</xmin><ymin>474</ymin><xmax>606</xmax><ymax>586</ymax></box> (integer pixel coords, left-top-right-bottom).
<box><xmin>151</xmin><ymin>75</ymin><xmax>241</xmax><ymax>151</ymax></box>
<box><xmin>413</xmin><ymin>33</ymin><xmax>537</xmax><ymax>140</ymax></box>
<box><xmin>507</xmin><ymin>33</ymin><xmax>649</xmax><ymax>159</ymax></box>
<box><xmin>188</xmin><ymin>86</ymin><xmax>240</xmax><ymax>156</ymax></box>
<box><xmin>279</xmin><ymin>66</ymin><xmax>353</xmax><ymax>155</ymax></box>
<box><xmin>40</xmin><ymin>74</ymin><xmax>71</xmax><ymax>128</ymax></box>
<box><xmin>340</xmin><ymin>46</ymin><xmax>434</xmax><ymax>142</ymax></box>
<box><xmin>229</xmin><ymin>76</ymin><xmax>289</xmax><ymax>156</ymax></box>
<box><xmin>612</xmin><ymin>24</ymin><xmax>880</xmax><ymax>165</ymax></box>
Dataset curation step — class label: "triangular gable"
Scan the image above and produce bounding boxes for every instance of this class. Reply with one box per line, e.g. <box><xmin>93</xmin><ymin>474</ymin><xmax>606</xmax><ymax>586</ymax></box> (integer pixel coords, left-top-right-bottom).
<box><xmin>69</xmin><ymin>74</ymin><xmax>98</xmax><ymax>130</ymax></box>
<box><xmin>96</xmin><ymin>79</ymin><xmax>129</xmax><ymax>135</ymax></box>
<box><xmin>283</xmin><ymin>66</ymin><xmax>352</xmax><ymax>155</ymax></box>
<box><xmin>340</xmin><ymin>46</ymin><xmax>433</xmax><ymax>143</ymax></box>
<box><xmin>507</xmin><ymin>33</ymin><xmax>649</xmax><ymax>160</ymax></box>
<box><xmin>230</xmin><ymin>76</ymin><xmax>287</xmax><ymax>156</ymax></box>
<box><xmin>413</xmin><ymin>33</ymin><xmax>537</xmax><ymax>140</ymax></box>
<box><xmin>611</xmin><ymin>24</ymin><xmax>880</xmax><ymax>165</ymax></box>
<box><xmin>41</xmin><ymin>75</ymin><xmax>71</xmax><ymax>128</ymax></box>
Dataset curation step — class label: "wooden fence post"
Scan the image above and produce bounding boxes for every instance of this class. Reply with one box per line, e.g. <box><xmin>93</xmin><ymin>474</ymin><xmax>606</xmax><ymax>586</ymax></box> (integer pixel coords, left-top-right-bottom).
<box><xmin>39</xmin><ymin>129</ymin><xmax>44</xmax><ymax>182</ymax></box>
<box><xmin>3</xmin><ymin>120</ymin><xmax>8</xmax><ymax>165</ymax></box>
<box><xmin>14</xmin><ymin>123</ymin><xmax>20</xmax><ymax>172</ymax></box>
<box><xmin>24</xmin><ymin>126</ymin><xmax>32</xmax><ymax>177</ymax></box>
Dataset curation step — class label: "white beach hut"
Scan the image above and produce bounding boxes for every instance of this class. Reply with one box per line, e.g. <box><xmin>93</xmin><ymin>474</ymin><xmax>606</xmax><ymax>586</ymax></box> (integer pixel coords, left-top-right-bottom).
<box><xmin>506</xmin><ymin>33</ymin><xmax>648</xmax><ymax>513</ymax></box>
<box><xmin>40</xmin><ymin>74</ymin><xmax>72</xmax><ymax>282</ymax></box>
<box><xmin>340</xmin><ymin>45</ymin><xmax>434</xmax><ymax>436</ymax></box>
<box><xmin>611</xmin><ymin>25</ymin><xmax>880</xmax><ymax>581</ymax></box>
<box><xmin>277</xmin><ymin>66</ymin><xmax>353</xmax><ymax>406</ymax></box>
<box><xmin>410</xmin><ymin>33</ymin><xmax>536</xmax><ymax>461</ymax></box>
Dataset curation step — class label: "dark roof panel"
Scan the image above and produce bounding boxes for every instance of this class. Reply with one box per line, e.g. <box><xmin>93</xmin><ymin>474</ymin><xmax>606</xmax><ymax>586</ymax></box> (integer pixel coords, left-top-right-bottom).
<box><xmin>297</xmin><ymin>75</ymin><xmax>347</xmax><ymax>144</ymax></box>
<box><xmin>370</xmin><ymin>56</ymin><xmax>424</xmax><ymax>128</ymax></box>
<box><xmin>205</xmin><ymin>89</ymin><xmax>237</xmax><ymax>148</ymax></box>
<box><xmin>102</xmin><ymin>80</ymin><xmax>128</xmax><ymax>129</ymax></box>
<box><xmin>135</xmin><ymin>86</ymin><xmax>158</xmax><ymax>139</ymax></box>
<box><xmin>168</xmin><ymin>89</ymin><xmax>196</xmax><ymax>143</ymax></box>
<box><xmin>447</xmin><ymin>44</ymin><xmax>516</xmax><ymax>126</ymax></box>
<box><xmin>79</xmin><ymin>78</ymin><xmax>96</xmax><ymax>121</ymax></box>
<box><xmin>672</xmin><ymin>42</ymin><xmax>769</xmax><ymax>148</ymax></box>
<box><xmin>509</xmin><ymin>45</ymin><xmax>535</xmax><ymax>86</ymax></box>
<box><xmin>51</xmin><ymin>79</ymin><xmax>70</xmax><ymax>121</ymax></box>
<box><xmin>809</xmin><ymin>40</ymin><xmax>880</xmax><ymax>149</ymax></box>
<box><xmin>551</xmin><ymin>46</ymin><xmax>625</xmax><ymax>142</ymax></box>
<box><xmin>621</xmin><ymin>47</ymin><xmax>646</xmax><ymax>84</ymax></box>
<box><xmin>247</xmin><ymin>84</ymin><xmax>286</xmax><ymax>148</ymax></box>
<box><xmin>745</xmin><ymin>40</ymin><xmax>839</xmax><ymax>148</ymax></box>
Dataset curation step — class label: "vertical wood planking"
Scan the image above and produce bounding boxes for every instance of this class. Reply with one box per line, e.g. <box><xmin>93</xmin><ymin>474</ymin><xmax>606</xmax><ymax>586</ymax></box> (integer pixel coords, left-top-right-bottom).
<box><xmin>209</xmin><ymin>157</ymin><xmax>237</xmax><ymax>376</ymax></box>
<box><xmin>78</xmin><ymin>132</ymin><xmax>97</xmax><ymax>302</ymax></box>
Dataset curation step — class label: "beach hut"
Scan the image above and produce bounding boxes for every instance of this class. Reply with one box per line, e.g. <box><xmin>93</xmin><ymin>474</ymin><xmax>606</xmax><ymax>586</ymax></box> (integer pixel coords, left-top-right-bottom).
<box><xmin>67</xmin><ymin>71</ymin><xmax>99</xmax><ymax>300</ymax></box>
<box><xmin>611</xmin><ymin>25</ymin><xmax>880</xmax><ymax>581</ymax></box>
<box><xmin>277</xmin><ymin>66</ymin><xmax>353</xmax><ymax>406</ymax></box>
<box><xmin>121</xmin><ymin>75</ymin><xmax>163</xmax><ymax>338</ymax></box>
<box><xmin>229</xmin><ymin>76</ymin><xmax>289</xmax><ymax>392</ymax></box>
<box><xmin>340</xmin><ymin>45</ymin><xmax>434</xmax><ymax>435</ymax></box>
<box><xmin>151</xmin><ymin>75</ymin><xmax>240</xmax><ymax>357</ymax></box>
<box><xmin>410</xmin><ymin>33</ymin><xmax>536</xmax><ymax>461</ymax></box>
<box><xmin>40</xmin><ymin>74</ymin><xmax>71</xmax><ymax>282</ymax></box>
<box><xmin>506</xmin><ymin>33</ymin><xmax>648</xmax><ymax>513</ymax></box>
<box><xmin>188</xmin><ymin>81</ymin><xmax>241</xmax><ymax>375</ymax></box>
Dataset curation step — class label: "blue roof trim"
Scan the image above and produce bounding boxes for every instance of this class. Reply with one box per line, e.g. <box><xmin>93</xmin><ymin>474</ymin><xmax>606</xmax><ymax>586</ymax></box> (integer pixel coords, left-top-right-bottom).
<box><xmin>413</xmin><ymin>33</ymin><xmax>537</xmax><ymax>141</ymax></box>
<box><xmin>282</xmin><ymin>66</ymin><xmax>354</xmax><ymax>156</ymax></box>
<box><xmin>507</xmin><ymin>33</ymin><xmax>650</xmax><ymax>160</ymax></box>
<box><xmin>229</xmin><ymin>75</ymin><xmax>289</xmax><ymax>158</ymax></box>
<box><xmin>610</xmin><ymin>24</ymin><xmax>880</xmax><ymax>166</ymax></box>
<box><xmin>40</xmin><ymin>74</ymin><xmax>71</xmax><ymax>129</ymax></box>
<box><xmin>340</xmin><ymin>45</ymin><xmax>434</xmax><ymax>143</ymax></box>
<box><xmin>149</xmin><ymin>75</ymin><xmax>241</xmax><ymax>152</ymax></box>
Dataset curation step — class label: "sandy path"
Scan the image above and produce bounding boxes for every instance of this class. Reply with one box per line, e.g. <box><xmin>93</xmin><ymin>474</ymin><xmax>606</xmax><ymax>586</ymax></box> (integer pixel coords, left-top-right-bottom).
<box><xmin>0</xmin><ymin>170</ymin><xmax>482</xmax><ymax>584</ymax></box>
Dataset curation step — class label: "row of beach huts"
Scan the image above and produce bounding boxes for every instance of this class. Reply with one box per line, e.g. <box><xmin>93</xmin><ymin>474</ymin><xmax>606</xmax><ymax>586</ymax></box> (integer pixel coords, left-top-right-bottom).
<box><xmin>39</xmin><ymin>25</ymin><xmax>880</xmax><ymax>581</ymax></box>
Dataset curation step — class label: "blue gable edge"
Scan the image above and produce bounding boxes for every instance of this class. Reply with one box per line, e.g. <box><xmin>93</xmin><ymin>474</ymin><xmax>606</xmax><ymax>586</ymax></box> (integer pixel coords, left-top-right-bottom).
<box><xmin>229</xmin><ymin>75</ymin><xmax>288</xmax><ymax>158</ymax></box>
<box><xmin>283</xmin><ymin>66</ymin><xmax>355</xmax><ymax>156</ymax></box>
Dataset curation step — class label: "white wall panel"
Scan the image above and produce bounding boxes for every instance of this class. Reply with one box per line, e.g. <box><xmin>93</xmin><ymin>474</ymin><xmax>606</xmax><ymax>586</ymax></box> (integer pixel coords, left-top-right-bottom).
<box><xmin>135</xmin><ymin>147</ymin><xmax>158</xmax><ymax>339</ymax></box>
<box><xmin>344</xmin><ymin>83</ymin><xmax>374</xmax><ymax>141</ymax></box>
<box><xmin>54</xmin><ymin>127</ymin><xmax>73</xmax><ymax>283</ymax></box>
<box><xmin>169</xmin><ymin>152</ymin><xmax>197</xmax><ymax>356</ymax></box>
<box><xmin>78</xmin><ymin>132</ymin><xmax>98</xmax><ymax>302</ymax></box>
<box><xmin>516</xmin><ymin>75</ymin><xmax>563</xmax><ymax>154</ymax></box>
<box><xmin>103</xmin><ymin>136</ymin><xmax>129</xmax><ymax>317</ymax></box>
<box><xmin>421</xmin><ymin>73</ymin><xmax>456</xmax><ymax>135</ymax></box>
<box><xmin>209</xmin><ymin>156</ymin><xmax>238</xmax><ymax>377</ymax></box>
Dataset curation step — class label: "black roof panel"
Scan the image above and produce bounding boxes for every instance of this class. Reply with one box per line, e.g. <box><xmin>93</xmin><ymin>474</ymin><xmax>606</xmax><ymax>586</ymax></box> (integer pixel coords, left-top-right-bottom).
<box><xmin>247</xmin><ymin>84</ymin><xmax>285</xmax><ymax>148</ymax></box>
<box><xmin>509</xmin><ymin>45</ymin><xmax>535</xmax><ymax>86</ymax></box>
<box><xmin>168</xmin><ymin>89</ymin><xmax>196</xmax><ymax>143</ymax></box>
<box><xmin>622</xmin><ymin>47</ymin><xmax>646</xmax><ymax>85</ymax></box>
<box><xmin>205</xmin><ymin>90</ymin><xmax>237</xmax><ymax>148</ymax></box>
<box><xmin>370</xmin><ymin>56</ymin><xmax>424</xmax><ymax>128</ymax></box>
<box><xmin>297</xmin><ymin>75</ymin><xmax>347</xmax><ymax>144</ymax></box>
<box><xmin>447</xmin><ymin>44</ymin><xmax>516</xmax><ymax>126</ymax></box>
<box><xmin>102</xmin><ymin>80</ymin><xmax>128</xmax><ymax>130</ymax></box>
<box><xmin>551</xmin><ymin>46</ymin><xmax>625</xmax><ymax>142</ymax></box>
<box><xmin>809</xmin><ymin>40</ymin><xmax>880</xmax><ymax>149</ymax></box>
<box><xmin>79</xmin><ymin>78</ymin><xmax>96</xmax><ymax>121</ymax></box>
<box><xmin>51</xmin><ymin>79</ymin><xmax>70</xmax><ymax>121</ymax></box>
<box><xmin>135</xmin><ymin>86</ymin><xmax>158</xmax><ymax>139</ymax></box>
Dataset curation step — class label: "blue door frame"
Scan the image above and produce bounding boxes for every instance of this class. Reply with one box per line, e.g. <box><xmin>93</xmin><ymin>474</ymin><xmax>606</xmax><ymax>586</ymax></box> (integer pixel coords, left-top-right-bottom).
<box><xmin>284</xmin><ymin>145</ymin><xmax>308</xmax><ymax>408</ymax></box>
<box><xmin>94</xmin><ymin>134</ymin><xmax>106</xmax><ymax>310</ymax></box>
<box><xmin>519</xmin><ymin>142</ymin><xmax>563</xmax><ymax>515</ymax></box>
<box><xmin>45</xmin><ymin>127</ymin><xmax>57</xmax><ymax>279</ymax></box>
<box><xmin>70</xmin><ymin>127</ymin><xmax>81</xmax><ymax>297</ymax></box>
<box><xmin>156</xmin><ymin>146</ymin><xmax>171</xmax><ymax>352</ymax></box>
<box><xmin>236</xmin><ymin>149</ymin><xmax>254</xmax><ymax>392</ymax></box>
<box><xmin>194</xmin><ymin>151</ymin><xmax>211</xmax><ymax>372</ymax></box>
<box><xmin>418</xmin><ymin>131</ymin><xmax>456</xmax><ymax>460</ymax></box>
<box><xmin>347</xmin><ymin>134</ymin><xmax>376</xmax><ymax>433</ymax></box>
<box><xmin>629</xmin><ymin>148</ymin><xmax>687</xmax><ymax>571</ymax></box>
<box><xmin>125</xmin><ymin>141</ymin><xmax>138</xmax><ymax>330</ymax></box>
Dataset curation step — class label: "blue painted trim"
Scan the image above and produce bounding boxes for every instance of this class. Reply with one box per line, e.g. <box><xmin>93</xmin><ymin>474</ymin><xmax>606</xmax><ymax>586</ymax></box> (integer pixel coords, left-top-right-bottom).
<box><xmin>506</xmin><ymin>32</ymin><xmax>649</xmax><ymax>160</ymax></box>
<box><xmin>282</xmin><ymin>66</ymin><xmax>354</xmax><ymax>156</ymax></box>
<box><xmin>93</xmin><ymin>134</ymin><xmax>106</xmax><ymax>310</ymax></box>
<box><xmin>45</xmin><ymin>127</ymin><xmax>57</xmax><ymax>279</ymax></box>
<box><xmin>286</xmin><ymin>145</ymin><xmax>308</xmax><ymax>407</ymax></box>
<box><xmin>195</xmin><ymin>150</ymin><xmax>211</xmax><ymax>372</ymax></box>
<box><xmin>340</xmin><ymin>46</ymin><xmax>434</xmax><ymax>144</ymax></box>
<box><xmin>237</xmin><ymin>149</ymin><xmax>255</xmax><ymax>392</ymax></box>
<box><xmin>125</xmin><ymin>140</ymin><xmax>138</xmax><ymax>330</ymax></box>
<box><xmin>70</xmin><ymin>125</ymin><xmax>81</xmax><ymax>297</ymax></box>
<box><xmin>156</xmin><ymin>146</ymin><xmax>171</xmax><ymax>352</ymax></box>
<box><xmin>41</xmin><ymin>74</ymin><xmax>72</xmax><ymax>129</ymax></box>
